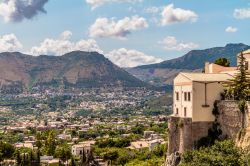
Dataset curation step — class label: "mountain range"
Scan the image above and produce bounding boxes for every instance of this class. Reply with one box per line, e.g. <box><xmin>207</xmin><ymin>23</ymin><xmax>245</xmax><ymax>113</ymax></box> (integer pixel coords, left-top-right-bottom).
<box><xmin>0</xmin><ymin>43</ymin><xmax>248</xmax><ymax>94</ymax></box>
<box><xmin>0</xmin><ymin>51</ymin><xmax>147</xmax><ymax>94</ymax></box>
<box><xmin>127</xmin><ymin>43</ymin><xmax>250</xmax><ymax>87</ymax></box>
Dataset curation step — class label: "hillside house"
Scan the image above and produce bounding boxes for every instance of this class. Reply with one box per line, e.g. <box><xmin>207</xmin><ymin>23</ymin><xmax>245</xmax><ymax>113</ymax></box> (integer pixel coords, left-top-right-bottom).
<box><xmin>15</xmin><ymin>142</ymin><xmax>34</xmax><ymax>150</ymax></box>
<box><xmin>72</xmin><ymin>144</ymin><xmax>91</xmax><ymax>156</ymax></box>
<box><xmin>129</xmin><ymin>140</ymin><xmax>149</xmax><ymax>150</ymax></box>
<box><xmin>72</xmin><ymin>141</ymin><xmax>95</xmax><ymax>156</ymax></box>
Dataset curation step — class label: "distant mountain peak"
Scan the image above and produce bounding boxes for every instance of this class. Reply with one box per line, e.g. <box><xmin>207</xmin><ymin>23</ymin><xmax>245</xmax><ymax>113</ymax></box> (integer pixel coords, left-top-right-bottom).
<box><xmin>225</xmin><ymin>43</ymin><xmax>247</xmax><ymax>48</ymax></box>
<box><xmin>136</xmin><ymin>43</ymin><xmax>250</xmax><ymax>70</ymax></box>
<box><xmin>127</xmin><ymin>43</ymin><xmax>250</xmax><ymax>87</ymax></box>
<box><xmin>0</xmin><ymin>51</ymin><xmax>148</xmax><ymax>94</ymax></box>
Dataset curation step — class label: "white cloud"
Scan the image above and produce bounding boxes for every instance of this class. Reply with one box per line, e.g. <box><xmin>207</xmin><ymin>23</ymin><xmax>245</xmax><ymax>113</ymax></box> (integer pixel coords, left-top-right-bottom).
<box><xmin>161</xmin><ymin>4</ymin><xmax>198</xmax><ymax>26</ymax></box>
<box><xmin>30</xmin><ymin>31</ymin><xmax>103</xmax><ymax>56</ymax></box>
<box><xmin>89</xmin><ymin>16</ymin><xmax>148</xmax><ymax>39</ymax></box>
<box><xmin>29</xmin><ymin>31</ymin><xmax>163</xmax><ymax>67</ymax></box>
<box><xmin>0</xmin><ymin>0</ymin><xmax>49</xmax><ymax>22</ymax></box>
<box><xmin>106</xmin><ymin>48</ymin><xmax>163</xmax><ymax>68</ymax></box>
<box><xmin>0</xmin><ymin>32</ymin><xmax>163</xmax><ymax>68</ymax></box>
<box><xmin>159</xmin><ymin>36</ymin><xmax>199</xmax><ymax>51</ymax></box>
<box><xmin>234</xmin><ymin>8</ymin><xmax>250</xmax><ymax>19</ymax></box>
<box><xmin>225</xmin><ymin>26</ymin><xmax>238</xmax><ymax>33</ymax></box>
<box><xmin>144</xmin><ymin>6</ymin><xmax>160</xmax><ymax>14</ymax></box>
<box><xmin>0</xmin><ymin>34</ymin><xmax>23</xmax><ymax>52</ymax></box>
<box><xmin>86</xmin><ymin>0</ymin><xmax>143</xmax><ymax>10</ymax></box>
<box><xmin>60</xmin><ymin>31</ymin><xmax>73</xmax><ymax>40</ymax></box>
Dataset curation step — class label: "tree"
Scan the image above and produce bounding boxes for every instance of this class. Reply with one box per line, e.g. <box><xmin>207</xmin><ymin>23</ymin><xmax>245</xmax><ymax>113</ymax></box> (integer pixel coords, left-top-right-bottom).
<box><xmin>35</xmin><ymin>140</ymin><xmax>42</xmax><ymax>149</ymax></box>
<box><xmin>55</xmin><ymin>145</ymin><xmax>71</xmax><ymax>165</ymax></box>
<box><xmin>226</xmin><ymin>52</ymin><xmax>250</xmax><ymax>100</ymax></box>
<box><xmin>36</xmin><ymin>149</ymin><xmax>40</xmax><ymax>164</ymax></box>
<box><xmin>44</xmin><ymin>130</ymin><xmax>56</xmax><ymax>156</ymax></box>
<box><xmin>180</xmin><ymin>140</ymin><xmax>244</xmax><ymax>166</ymax></box>
<box><xmin>70</xmin><ymin>156</ymin><xmax>77</xmax><ymax>166</ymax></box>
<box><xmin>152</xmin><ymin>144</ymin><xmax>166</xmax><ymax>157</ymax></box>
<box><xmin>15</xmin><ymin>150</ymin><xmax>22</xmax><ymax>165</ymax></box>
<box><xmin>116</xmin><ymin>152</ymin><xmax>131</xmax><ymax>166</ymax></box>
<box><xmin>214</xmin><ymin>57</ymin><xmax>230</xmax><ymax>67</ymax></box>
<box><xmin>102</xmin><ymin>149</ymin><xmax>118</xmax><ymax>166</ymax></box>
<box><xmin>225</xmin><ymin>52</ymin><xmax>250</xmax><ymax>128</ymax></box>
<box><xmin>131</xmin><ymin>124</ymin><xmax>144</xmax><ymax>135</ymax></box>
<box><xmin>29</xmin><ymin>150</ymin><xmax>35</xmax><ymax>164</ymax></box>
<box><xmin>0</xmin><ymin>141</ymin><xmax>15</xmax><ymax>159</ymax></box>
<box><xmin>21</xmin><ymin>153</ymin><xmax>30</xmax><ymax>166</ymax></box>
<box><xmin>0</xmin><ymin>152</ymin><xmax>3</xmax><ymax>164</ymax></box>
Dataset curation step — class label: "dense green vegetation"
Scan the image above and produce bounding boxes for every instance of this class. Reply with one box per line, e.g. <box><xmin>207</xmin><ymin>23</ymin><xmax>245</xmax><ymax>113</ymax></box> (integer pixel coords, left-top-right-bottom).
<box><xmin>0</xmin><ymin>123</ymin><xmax>168</xmax><ymax>165</ymax></box>
<box><xmin>93</xmin><ymin>144</ymin><xmax>166</xmax><ymax>166</ymax></box>
<box><xmin>0</xmin><ymin>132</ymin><xmax>24</xmax><ymax>144</ymax></box>
<box><xmin>0</xmin><ymin>130</ymin><xmax>72</xmax><ymax>165</ymax></box>
<box><xmin>96</xmin><ymin>138</ymin><xmax>131</xmax><ymax>148</ymax></box>
<box><xmin>142</xmin><ymin>94</ymin><xmax>172</xmax><ymax>116</ymax></box>
<box><xmin>214</xmin><ymin>57</ymin><xmax>230</xmax><ymax>67</ymax></box>
<box><xmin>180</xmin><ymin>140</ymin><xmax>244</xmax><ymax>166</ymax></box>
<box><xmin>224</xmin><ymin>52</ymin><xmax>250</xmax><ymax>101</ymax></box>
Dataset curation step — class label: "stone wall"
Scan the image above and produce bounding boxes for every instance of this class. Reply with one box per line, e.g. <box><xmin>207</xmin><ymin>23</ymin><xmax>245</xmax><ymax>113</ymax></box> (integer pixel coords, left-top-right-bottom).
<box><xmin>167</xmin><ymin>117</ymin><xmax>181</xmax><ymax>156</ymax></box>
<box><xmin>166</xmin><ymin>100</ymin><xmax>250</xmax><ymax>166</ymax></box>
<box><xmin>217</xmin><ymin>100</ymin><xmax>250</xmax><ymax>139</ymax></box>
<box><xmin>192</xmin><ymin>121</ymin><xmax>213</xmax><ymax>143</ymax></box>
<box><xmin>167</xmin><ymin>116</ymin><xmax>213</xmax><ymax>155</ymax></box>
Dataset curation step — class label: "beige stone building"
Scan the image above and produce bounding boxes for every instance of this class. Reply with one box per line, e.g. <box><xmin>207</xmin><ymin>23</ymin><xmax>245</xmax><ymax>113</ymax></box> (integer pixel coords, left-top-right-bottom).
<box><xmin>172</xmin><ymin>49</ymin><xmax>250</xmax><ymax>122</ymax></box>
<box><xmin>173</xmin><ymin>73</ymin><xmax>233</xmax><ymax>122</ymax></box>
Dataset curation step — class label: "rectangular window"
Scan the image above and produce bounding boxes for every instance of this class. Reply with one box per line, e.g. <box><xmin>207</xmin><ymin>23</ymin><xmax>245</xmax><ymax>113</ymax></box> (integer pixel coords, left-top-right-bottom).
<box><xmin>184</xmin><ymin>107</ymin><xmax>187</xmax><ymax>117</ymax></box>
<box><xmin>176</xmin><ymin>108</ymin><xmax>179</xmax><ymax>115</ymax></box>
<box><xmin>245</xmin><ymin>62</ymin><xmax>249</xmax><ymax>70</ymax></box>
<box><xmin>176</xmin><ymin>92</ymin><xmax>179</xmax><ymax>101</ymax></box>
<box><xmin>184</xmin><ymin>92</ymin><xmax>187</xmax><ymax>101</ymax></box>
<box><xmin>188</xmin><ymin>92</ymin><xmax>191</xmax><ymax>101</ymax></box>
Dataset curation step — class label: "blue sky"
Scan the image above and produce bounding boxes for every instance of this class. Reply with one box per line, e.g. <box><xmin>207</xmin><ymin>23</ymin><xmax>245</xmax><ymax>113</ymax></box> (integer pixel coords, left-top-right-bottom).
<box><xmin>0</xmin><ymin>0</ymin><xmax>250</xmax><ymax>67</ymax></box>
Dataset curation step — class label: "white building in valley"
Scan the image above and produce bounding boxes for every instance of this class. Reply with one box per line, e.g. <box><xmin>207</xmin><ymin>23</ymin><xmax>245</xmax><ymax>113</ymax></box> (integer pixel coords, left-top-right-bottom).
<box><xmin>71</xmin><ymin>141</ymin><xmax>95</xmax><ymax>156</ymax></box>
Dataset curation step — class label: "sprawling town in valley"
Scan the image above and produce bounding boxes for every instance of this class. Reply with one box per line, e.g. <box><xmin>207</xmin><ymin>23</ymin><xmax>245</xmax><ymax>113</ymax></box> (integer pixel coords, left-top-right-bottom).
<box><xmin>0</xmin><ymin>87</ymin><xmax>171</xmax><ymax>165</ymax></box>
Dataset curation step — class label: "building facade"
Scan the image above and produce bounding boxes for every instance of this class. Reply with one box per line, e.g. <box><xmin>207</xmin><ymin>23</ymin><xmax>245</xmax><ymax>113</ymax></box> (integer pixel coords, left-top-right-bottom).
<box><xmin>166</xmin><ymin>49</ymin><xmax>250</xmax><ymax>165</ymax></box>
